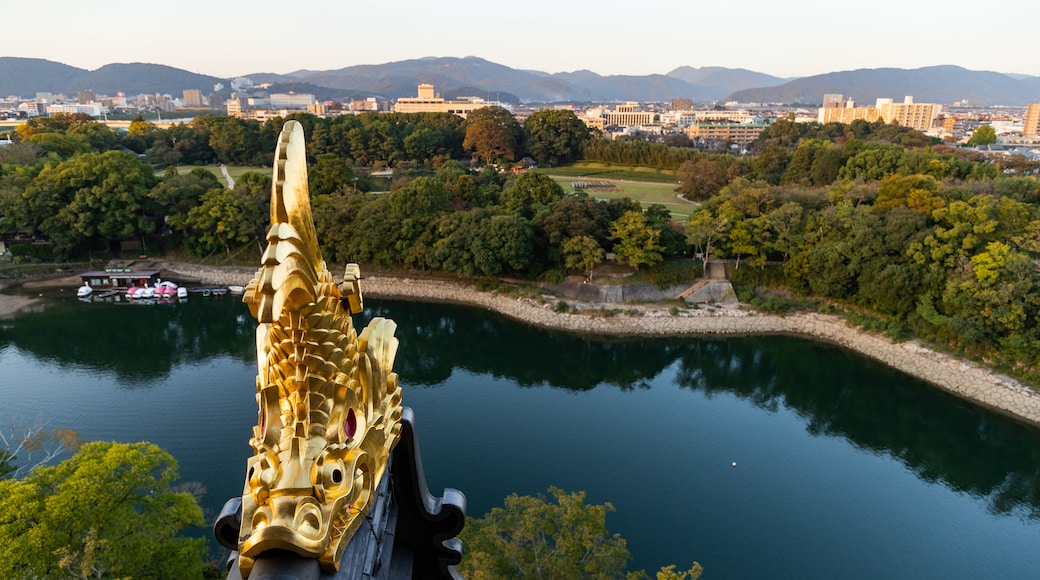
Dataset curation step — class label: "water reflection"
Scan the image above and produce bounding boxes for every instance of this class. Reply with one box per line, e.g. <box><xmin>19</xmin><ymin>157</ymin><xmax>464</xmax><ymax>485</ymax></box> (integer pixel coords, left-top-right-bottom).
<box><xmin>4</xmin><ymin>293</ymin><xmax>1040</xmax><ymax>536</ymax></box>
<box><xmin>364</xmin><ymin>299</ymin><xmax>1040</xmax><ymax>522</ymax></box>
<box><xmin>363</xmin><ymin>300</ymin><xmax>684</xmax><ymax>390</ymax></box>
<box><xmin>0</xmin><ymin>294</ymin><xmax>255</xmax><ymax>382</ymax></box>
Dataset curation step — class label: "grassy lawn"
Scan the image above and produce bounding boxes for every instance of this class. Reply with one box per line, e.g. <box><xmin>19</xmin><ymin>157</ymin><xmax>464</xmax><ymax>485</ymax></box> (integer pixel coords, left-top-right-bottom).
<box><xmin>166</xmin><ymin>164</ymin><xmax>266</xmax><ymax>186</ymax></box>
<box><xmin>540</xmin><ymin>169</ymin><xmax>695</xmax><ymax>220</ymax></box>
<box><xmin>537</xmin><ymin>163</ymin><xmax>678</xmax><ymax>184</ymax></box>
<box><xmin>160</xmin><ymin>162</ymin><xmax>696</xmax><ymax>219</ymax></box>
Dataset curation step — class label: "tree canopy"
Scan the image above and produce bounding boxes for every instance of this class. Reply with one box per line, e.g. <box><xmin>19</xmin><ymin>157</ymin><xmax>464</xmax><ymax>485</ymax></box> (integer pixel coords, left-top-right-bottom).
<box><xmin>0</xmin><ymin>441</ymin><xmax>207</xmax><ymax>579</ymax></box>
<box><xmin>523</xmin><ymin>109</ymin><xmax>592</xmax><ymax>166</ymax></box>
<box><xmin>459</xmin><ymin>486</ymin><xmax>701</xmax><ymax>580</ymax></box>
<box><xmin>463</xmin><ymin>106</ymin><xmax>524</xmax><ymax>165</ymax></box>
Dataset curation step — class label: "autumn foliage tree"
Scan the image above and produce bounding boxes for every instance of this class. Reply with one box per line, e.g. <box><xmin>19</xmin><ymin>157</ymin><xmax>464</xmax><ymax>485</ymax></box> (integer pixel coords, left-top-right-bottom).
<box><xmin>463</xmin><ymin>106</ymin><xmax>523</xmax><ymax>165</ymax></box>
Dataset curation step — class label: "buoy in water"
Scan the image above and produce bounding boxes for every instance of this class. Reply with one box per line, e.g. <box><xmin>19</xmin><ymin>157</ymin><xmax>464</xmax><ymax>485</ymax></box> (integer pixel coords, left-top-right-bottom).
<box><xmin>732</xmin><ymin>462</ymin><xmax>737</xmax><ymax>467</ymax></box>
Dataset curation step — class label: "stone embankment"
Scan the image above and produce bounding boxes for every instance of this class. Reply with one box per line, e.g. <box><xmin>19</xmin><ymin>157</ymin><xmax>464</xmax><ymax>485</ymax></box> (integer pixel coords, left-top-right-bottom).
<box><xmin>168</xmin><ymin>263</ymin><xmax>1040</xmax><ymax>429</ymax></box>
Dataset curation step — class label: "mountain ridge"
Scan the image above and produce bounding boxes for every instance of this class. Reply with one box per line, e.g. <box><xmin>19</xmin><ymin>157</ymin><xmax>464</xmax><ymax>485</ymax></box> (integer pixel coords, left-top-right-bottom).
<box><xmin>1</xmin><ymin>56</ymin><xmax>1037</xmax><ymax>106</ymax></box>
<box><xmin>727</xmin><ymin>65</ymin><xmax>1040</xmax><ymax>106</ymax></box>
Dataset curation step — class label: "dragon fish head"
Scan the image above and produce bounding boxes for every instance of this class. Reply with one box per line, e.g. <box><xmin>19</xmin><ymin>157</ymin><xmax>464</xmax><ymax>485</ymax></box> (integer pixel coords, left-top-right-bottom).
<box><xmin>236</xmin><ymin>121</ymin><xmax>402</xmax><ymax>576</ymax></box>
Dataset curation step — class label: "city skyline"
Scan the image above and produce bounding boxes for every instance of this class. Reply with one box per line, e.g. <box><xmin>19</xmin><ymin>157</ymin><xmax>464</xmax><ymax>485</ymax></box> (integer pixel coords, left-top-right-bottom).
<box><xmin>5</xmin><ymin>0</ymin><xmax>1040</xmax><ymax>81</ymax></box>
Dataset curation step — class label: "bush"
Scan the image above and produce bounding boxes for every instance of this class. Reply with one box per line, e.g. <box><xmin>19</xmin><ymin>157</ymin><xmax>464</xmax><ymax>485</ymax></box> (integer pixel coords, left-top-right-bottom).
<box><xmin>735</xmin><ymin>287</ymin><xmax>756</xmax><ymax>303</ymax></box>
<box><xmin>649</xmin><ymin>259</ymin><xmax>702</xmax><ymax>288</ymax></box>
<box><xmin>539</xmin><ymin>268</ymin><xmax>568</xmax><ymax>284</ymax></box>
<box><xmin>8</xmin><ymin>242</ymin><xmax>54</xmax><ymax>263</ymax></box>
<box><xmin>749</xmin><ymin>293</ymin><xmax>808</xmax><ymax>314</ymax></box>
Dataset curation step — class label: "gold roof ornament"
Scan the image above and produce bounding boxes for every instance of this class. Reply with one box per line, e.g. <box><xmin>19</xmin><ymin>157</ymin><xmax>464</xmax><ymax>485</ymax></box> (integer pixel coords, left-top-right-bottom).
<box><xmin>237</xmin><ymin>120</ymin><xmax>403</xmax><ymax>576</ymax></box>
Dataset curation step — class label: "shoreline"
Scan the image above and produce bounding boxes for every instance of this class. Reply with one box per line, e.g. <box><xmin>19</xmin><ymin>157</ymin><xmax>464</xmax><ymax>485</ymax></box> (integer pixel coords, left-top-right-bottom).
<box><xmin>7</xmin><ymin>263</ymin><xmax>1040</xmax><ymax>429</ymax></box>
<box><xmin>356</xmin><ymin>275</ymin><xmax>1040</xmax><ymax>429</ymax></box>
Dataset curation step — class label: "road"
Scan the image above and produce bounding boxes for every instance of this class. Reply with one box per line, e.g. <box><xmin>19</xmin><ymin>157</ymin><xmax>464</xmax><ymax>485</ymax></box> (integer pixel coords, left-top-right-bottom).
<box><xmin>220</xmin><ymin>164</ymin><xmax>235</xmax><ymax>189</ymax></box>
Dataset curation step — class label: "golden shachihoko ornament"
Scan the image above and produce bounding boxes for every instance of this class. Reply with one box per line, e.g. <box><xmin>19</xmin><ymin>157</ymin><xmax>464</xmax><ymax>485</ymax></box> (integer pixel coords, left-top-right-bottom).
<box><xmin>236</xmin><ymin>120</ymin><xmax>402</xmax><ymax>576</ymax></box>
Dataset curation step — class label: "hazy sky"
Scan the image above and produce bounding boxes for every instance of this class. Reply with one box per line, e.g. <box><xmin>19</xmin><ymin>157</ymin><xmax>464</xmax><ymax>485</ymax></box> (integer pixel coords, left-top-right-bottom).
<box><xmin>6</xmin><ymin>0</ymin><xmax>1039</xmax><ymax>80</ymax></box>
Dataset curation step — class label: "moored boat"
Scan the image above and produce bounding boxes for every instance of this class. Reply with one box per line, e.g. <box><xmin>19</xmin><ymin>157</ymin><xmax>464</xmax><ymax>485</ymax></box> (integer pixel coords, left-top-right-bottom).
<box><xmin>155</xmin><ymin>281</ymin><xmax>178</xmax><ymax>297</ymax></box>
<box><xmin>76</xmin><ymin>284</ymin><xmax>93</xmax><ymax>298</ymax></box>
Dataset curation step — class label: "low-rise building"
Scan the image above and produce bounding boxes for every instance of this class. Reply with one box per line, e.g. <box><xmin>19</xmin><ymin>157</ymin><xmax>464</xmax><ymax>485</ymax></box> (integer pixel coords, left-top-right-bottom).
<box><xmin>685</xmin><ymin>122</ymin><xmax>768</xmax><ymax>145</ymax></box>
<box><xmin>393</xmin><ymin>84</ymin><xmax>506</xmax><ymax>118</ymax></box>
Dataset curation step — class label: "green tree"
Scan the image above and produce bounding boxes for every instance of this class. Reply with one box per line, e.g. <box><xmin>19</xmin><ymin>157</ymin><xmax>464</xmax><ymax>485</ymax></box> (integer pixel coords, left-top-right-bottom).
<box><xmin>309</xmin><ymin>153</ymin><xmax>358</xmax><ymax>197</ymax></box>
<box><xmin>535</xmin><ymin>194</ymin><xmax>612</xmax><ymax>263</ymax></box>
<box><xmin>16</xmin><ymin>113</ymin><xmax>97</xmax><ymax>140</ymax></box>
<box><xmin>179</xmin><ymin>171</ymin><xmax>270</xmax><ymax>256</ymax></box>
<box><xmin>471</xmin><ymin>214</ymin><xmax>535</xmax><ymax>276</ymax></box>
<box><xmin>0</xmin><ymin>441</ymin><xmax>206</xmax><ymax>579</ymax></box>
<box><xmin>501</xmin><ymin>171</ymin><xmax>565</xmax><ymax>219</ymax></box>
<box><xmin>150</xmin><ymin>168</ymin><xmax>224</xmax><ymax>235</ymax></box>
<box><xmin>463</xmin><ymin>106</ymin><xmax>523</xmax><ymax>165</ymax></box>
<box><xmin>312</xmin><ymin>190</ymin><xmax>372</xmax><ymax>264</ymax></box>
<box><xmin>809</xmin><ymin>145</ymin><xmax>844</xmax><ymax>186</ymax></box>
<box><xmin>751</xmin><ymin>144</ymin><xmax>790</xmax><ymax>185</ymax></box>
<box><xmin>562</xmin><ymin>235</ymin><xmax>605</xmax><ymax>280</ymax></box>
<box><xmin>26</xmin><ymin>151</ymin><xmax>158</xmax><ymax>256</ymax></box>
<box><xmin>0</xmin><ymin>141</ymin><xmax>44</xmax><ymax>166</ymax></box>
<box><xmin>645</xmin><ymin>204</ymin><xmax>689</xmax><ymax>256</ymax></box>
<box><xmin>428</xmin><ymin>208</ymin><xmax>492</xmax><ymax>276</ymax></box>
<box><xmin>523</xmin><ymin>109</ymin><xmax>592</xmax><ymax>166</ymax></box>
<box><xmin>653</xmin><ymin>563</ymin><xmax>704</xmax><ymax>580</ymax></box>
<box><xmin>685</xmin><ymin>208</ymin><xmax>730</xmax><ymax>266</ymax></box>
<box><xmin>66</xmin><ymin>122</ymin><xmax>118</xmax><ymax>152</ymax></box>
<box><xmin>676</xmin><ymin>156</ymin><xmax>739</xmax><ymax>201</ymax></box>
<box><xmin>460</xmin><ymin>487</ymin><xmax>702</xmax><ymax>580</ymax></box>
<box><xmin>0</xmin><ymin>169</ymin><xmax>39</xmax><ymax>235</ymax></box>
<box><xmin>459</xmin><ymin>487</ymin><xmax>632</xmax><ymax>579</ymax></box>
<box><xmin>875</xmin><ymin>174</ymin><xmax>943</xmax><ymax>213</ymax></box>
<box><xmin>27</xmin><ymin>132</ymin><xmax>92</xmax><ymax>158</ymax></box>
<box><xmin>966</xmin><ymin>125</ymin><xmax>997</xmax><ymax>147</ymax></box>
<box><xmin>193</xmin><ymin>116</ymin><xmax>267</xmax><ymax>165</ymax></box>
<box><xmin>387</xmin><ymin>176</ymin><xmax>454</xmax><ymax>269</ymax></box>
<box><xmin>939</xmin><ymin>242</ymin><xmax>1040</xmax><ymax>350</ymax></box>
<box><xmin>610</xmin><ymin>210</ymin><xmax>665</xmax><ymax>270</ymax></box>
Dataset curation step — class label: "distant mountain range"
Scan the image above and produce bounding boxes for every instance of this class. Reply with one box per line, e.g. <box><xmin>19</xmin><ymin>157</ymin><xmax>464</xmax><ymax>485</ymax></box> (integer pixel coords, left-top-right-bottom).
<box><xmin>728</xmin><ymin>66</ymin><xmax>1040</xmax><ymax>107</ymax></box>
<box><xmin>0</xmin><ymin>58</ymin><xmax>225</xmax><ymax>99</ymax></box>
<box><xmin>1</xmin><ymin>56</ymin><xmax>1038</xmax><ymax>106</ymax></box>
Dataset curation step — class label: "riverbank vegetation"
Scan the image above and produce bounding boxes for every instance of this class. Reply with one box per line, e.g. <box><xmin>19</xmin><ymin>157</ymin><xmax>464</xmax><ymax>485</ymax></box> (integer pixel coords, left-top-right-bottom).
<box><xmin>2</xmin><ymin>110</ymin><xmax>1040</xmax><ymax>382</ymax></box>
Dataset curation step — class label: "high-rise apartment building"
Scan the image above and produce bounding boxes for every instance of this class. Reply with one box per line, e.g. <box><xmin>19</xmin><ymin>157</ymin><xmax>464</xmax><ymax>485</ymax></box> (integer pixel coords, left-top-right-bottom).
<box><xmin>876</xmin><ymin>96</ymin><xmax>940</xmax><ymax>132</ymax></box>
<box><xmin>817</xmin><ymin>99</ymin><xmax>881</xmax><ymax>124</ymax></box>
<box><xmin>1024</xmin><ymin>103</ymin><xmax>1040</xmax><ymax>137</ymax></box>
<box><xmin>817</xmin><ymin>95</ymin><xmax>939</xmax><ymax>131</ymax></box>
<box><xmin>182</xmin><ymin>89</ymin><xmax>203</xmax><ymax>107</ymax></box>
<box><xmin>670</xmin><ymin>98</ymin><xmax>693</xmax><ymax>111</ymax></box>
<box><xmin>822</xmin><ymin>94</ymin><xmax>844</xmax><ymax>108</ymax></box>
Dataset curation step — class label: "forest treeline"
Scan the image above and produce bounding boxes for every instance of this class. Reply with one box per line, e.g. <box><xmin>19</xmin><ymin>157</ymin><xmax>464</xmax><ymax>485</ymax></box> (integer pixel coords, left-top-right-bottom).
<box><xmin>2</xmin><ymin>110</ymin><xmax>1040</xmax><ymax>377</ymax></box>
